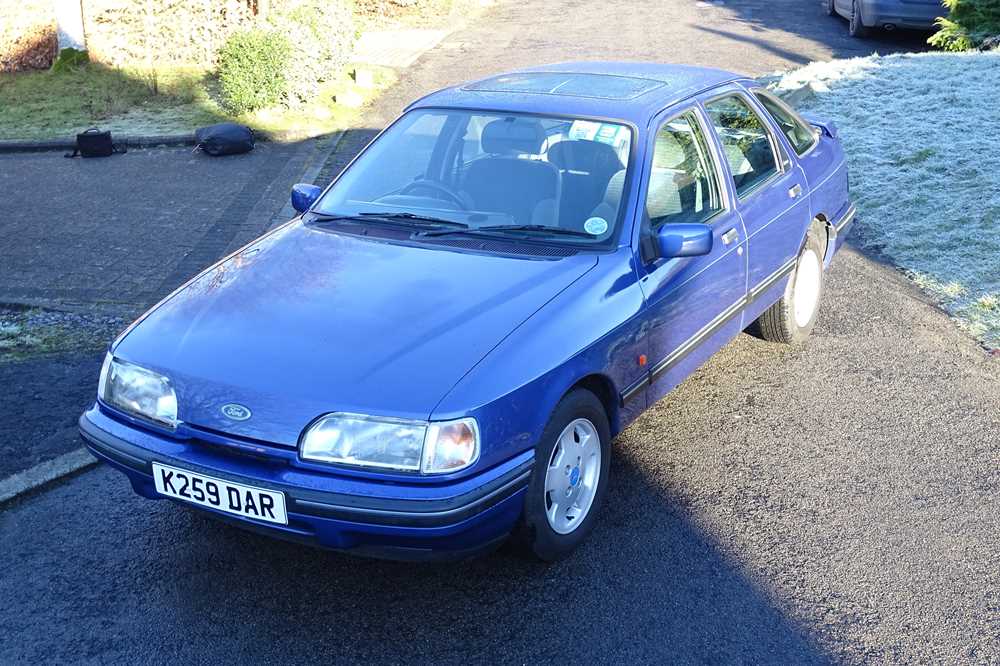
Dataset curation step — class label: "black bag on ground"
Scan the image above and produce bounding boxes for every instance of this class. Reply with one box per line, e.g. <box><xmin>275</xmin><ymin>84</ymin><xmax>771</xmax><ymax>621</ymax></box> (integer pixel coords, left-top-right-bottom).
<box><xmin>65</xmin><ymin>128</ymin><xmax>126</xmax><ymax>158</ymax></box>
<box><xmin>194</xmin><ymin>123</ymin><xmax>255</xmax><ymax>156</ymax></box>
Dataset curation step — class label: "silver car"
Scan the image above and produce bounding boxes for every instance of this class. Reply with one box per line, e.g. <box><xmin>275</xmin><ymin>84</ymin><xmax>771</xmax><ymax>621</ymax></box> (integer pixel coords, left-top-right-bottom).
<box><xmin>826</xmin><ymin>0</ymin><xmax>943</xmax><ymax>37</ymax></box>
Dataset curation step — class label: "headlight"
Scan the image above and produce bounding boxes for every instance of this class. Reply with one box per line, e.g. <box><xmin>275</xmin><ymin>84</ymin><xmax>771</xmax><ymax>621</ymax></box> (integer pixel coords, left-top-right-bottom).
<box><xmin>99</xmin><ymin>354</ymin><xmax>178</xmax><ymax>428</ymax></box>
<box><xmin>300</xmin><ymin>413</ymin><xmax>479</xmax><ymax>474</ymax></box>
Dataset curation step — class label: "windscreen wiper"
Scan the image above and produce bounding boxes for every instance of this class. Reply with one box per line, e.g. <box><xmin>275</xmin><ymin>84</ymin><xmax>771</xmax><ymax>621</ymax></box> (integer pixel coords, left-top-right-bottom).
<box><xmin>419</xmin><ymin>224</ymin><xmax>594</xmax><ymax>239</ymax></box>
<box><xmin>359</xmin><ymin>212</ymin><xmax>469</xmax><ymax>228</ymax></box>
<box><xmin>306</xmin><ymin>211</ymin><xmax>468</xmax><ymax>230</ymax></box>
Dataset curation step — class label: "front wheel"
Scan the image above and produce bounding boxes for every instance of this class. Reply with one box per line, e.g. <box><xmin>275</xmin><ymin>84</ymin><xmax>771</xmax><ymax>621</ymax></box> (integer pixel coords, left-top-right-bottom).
<box><xmin>750</xmin><ymin>227</ymin><xmax>825</xmax><ymax>344</ymax></box>
<box><xmin>517</xmin><ymin>389</ymin><xmax>611</xmax><ymax>561</ymax></box>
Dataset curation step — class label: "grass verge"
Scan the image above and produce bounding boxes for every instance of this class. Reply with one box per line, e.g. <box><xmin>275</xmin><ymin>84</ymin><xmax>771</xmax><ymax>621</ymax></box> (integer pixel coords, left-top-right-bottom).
<box><xmin>0</xmin><ymin>306</ymin><xmax>129</xmax><ymax>361</ymax></box>
<box><xmin>0</xmin><ymin>61</ymin><xmax>396</xmax><ymax>141</ymax></box>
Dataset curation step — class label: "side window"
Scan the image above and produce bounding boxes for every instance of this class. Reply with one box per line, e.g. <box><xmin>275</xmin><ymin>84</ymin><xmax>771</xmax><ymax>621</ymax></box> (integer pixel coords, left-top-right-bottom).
<box><xmin>704</xmin><ymin>95</ymin><xmax>780</xmax><ymax>198</ymax></box>
<box><xmin>645</xmin><ymin>111</ymin><xmax>723</xmax><ymax>230</ymax></box>
<box><xmin>753</xmin><ymin>90</ymin><xmax>817</xmax><ymax>155</ymax></box>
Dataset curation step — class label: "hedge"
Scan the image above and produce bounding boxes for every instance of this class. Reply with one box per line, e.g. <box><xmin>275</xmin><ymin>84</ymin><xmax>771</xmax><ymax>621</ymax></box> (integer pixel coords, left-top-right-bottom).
<box><xmin>929</xmin><ymin>0</ymin><xmax>1000</xmax><ymax>51</ymax></box>
<box><xmin>0</xmin><ymin>0</ymin><xmax>57</xmax><ymax>72</ymax></box>
<box><xmin>81</xmin><ymin>0</ymin><xmax>255</xmax><ymax>69</ymax></box>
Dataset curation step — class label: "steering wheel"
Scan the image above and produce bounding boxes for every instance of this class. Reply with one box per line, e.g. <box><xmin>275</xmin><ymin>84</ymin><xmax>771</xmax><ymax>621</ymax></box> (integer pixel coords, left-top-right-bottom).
<box><xmin>398</xmin><ymin>180</ymin><xmax>468</xmax><ymax>209</ymax></box>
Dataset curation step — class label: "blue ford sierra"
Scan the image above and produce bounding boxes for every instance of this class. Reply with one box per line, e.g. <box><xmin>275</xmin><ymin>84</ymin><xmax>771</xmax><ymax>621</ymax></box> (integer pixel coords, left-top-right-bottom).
<box><xmin>80</xmin><ymin>62</ymin><xmax>854</xmax><ymax>561</ymax></box>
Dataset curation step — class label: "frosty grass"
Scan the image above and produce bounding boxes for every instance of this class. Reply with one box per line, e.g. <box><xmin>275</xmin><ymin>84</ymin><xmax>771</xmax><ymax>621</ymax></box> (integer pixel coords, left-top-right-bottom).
<box><xmin>773</xmin><ymin>51</ymin><xmax>1000</xmax><ymax>350</ymax></box>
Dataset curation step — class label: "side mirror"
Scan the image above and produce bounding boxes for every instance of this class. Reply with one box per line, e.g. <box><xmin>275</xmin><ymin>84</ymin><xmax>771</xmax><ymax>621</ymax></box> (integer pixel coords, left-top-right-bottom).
<box><xmin>291</xmin><ymin>183</ymin><xmax>322</xmax><ymax>214</ymax></box>
<box><xmin>655</xmin><ymin>223</ymin><xmax>713</xmax><ymax>259</ymax></box>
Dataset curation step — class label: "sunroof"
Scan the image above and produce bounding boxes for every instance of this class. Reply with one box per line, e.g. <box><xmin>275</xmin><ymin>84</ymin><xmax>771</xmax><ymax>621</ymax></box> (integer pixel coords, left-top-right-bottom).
<box><xmin>464</xmin><ymin>72</ymin><xmax>666</xmax><ymax>100</ymax></box>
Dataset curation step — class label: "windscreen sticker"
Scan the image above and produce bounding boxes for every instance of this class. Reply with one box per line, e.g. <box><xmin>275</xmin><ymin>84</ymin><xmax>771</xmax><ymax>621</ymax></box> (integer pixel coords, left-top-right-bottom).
<box><xmin>584</xmin><ymin>217</ymin><xmax>609</xmax><ymax>235</ymax></box>
<box><xmin>568</xmin><ymin>120</ymin><xmax>631</xmax><ymax>163</ymax></box>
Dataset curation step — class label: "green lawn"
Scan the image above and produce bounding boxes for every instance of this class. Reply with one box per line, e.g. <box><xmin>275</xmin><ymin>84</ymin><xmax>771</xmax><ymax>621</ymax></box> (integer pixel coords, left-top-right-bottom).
<box><xmin>0</xmin><ymin>62</ymin><xmax>395</xmax><ymax>141</ymax></box>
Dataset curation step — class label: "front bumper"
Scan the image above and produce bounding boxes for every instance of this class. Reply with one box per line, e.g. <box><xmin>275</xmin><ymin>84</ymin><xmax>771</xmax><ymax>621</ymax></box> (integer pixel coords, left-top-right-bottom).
<box><xmin>80</xmin><ymin>406</ymin><xmax>532</xmax><ymax>560</ymax></box>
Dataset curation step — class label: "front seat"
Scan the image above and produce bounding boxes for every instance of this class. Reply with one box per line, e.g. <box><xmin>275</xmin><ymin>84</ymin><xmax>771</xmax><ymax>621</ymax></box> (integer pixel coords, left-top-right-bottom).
<box><xmin>583</xmin><ymin>169</ymin><xmax>627</xmax><ymax>233</ymax></box>
<box><xmin>546</xmin><ymin>139</ymin><xmax>624</xmax><ymax>228</ymax></box>
<box><xmin>462</xmin><ymin>118</ymin><xmax>561</xmax><ymax>226</ymax></box>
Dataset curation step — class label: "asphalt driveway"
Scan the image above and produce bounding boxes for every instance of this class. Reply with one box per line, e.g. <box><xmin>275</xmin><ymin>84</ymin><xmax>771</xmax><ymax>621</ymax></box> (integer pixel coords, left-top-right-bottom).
<box><xmin>3</xmin><ymin>0</ymin><xmax>997</xmax><ymax>663</ymax></box>
<box><xmin>0</xmin><ymin>137</ymin><xmax>333</xmax><ymax>477</ymax></box>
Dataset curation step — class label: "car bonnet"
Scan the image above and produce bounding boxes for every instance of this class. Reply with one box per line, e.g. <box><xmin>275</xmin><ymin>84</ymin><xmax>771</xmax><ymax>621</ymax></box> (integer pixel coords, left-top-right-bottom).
<box><xmin>110</xmin><ymin>222</ymin><xmax>598</xmax><ymax>446</ymax></box>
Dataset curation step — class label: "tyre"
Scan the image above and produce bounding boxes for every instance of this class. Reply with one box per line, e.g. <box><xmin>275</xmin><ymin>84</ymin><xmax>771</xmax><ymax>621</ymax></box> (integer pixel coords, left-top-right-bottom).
<box><xmin>750</xmin><ymin>225</ymin><xmax>825</xmax><ymax>344</ymax></box>
<box><xmin>825</xmin><ymin>0</ymin><xmax>837</xmax><ymax>17</ymax></box>
<box><xmin>849</xmin><ymin>0</ymin><xmax>870</xmax><ymax>37</ymax></box>
<box><xmin>517</xmin><ymin>388</ymin><xmax>611</xmax><ymax>561</ymax></box>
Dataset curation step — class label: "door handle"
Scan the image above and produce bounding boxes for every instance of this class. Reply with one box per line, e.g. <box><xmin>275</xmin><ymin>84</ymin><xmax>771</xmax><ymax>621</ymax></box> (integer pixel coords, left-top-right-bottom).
<box><xmin>721</xmin><ymin>228</ymin><xmax>739</xmax><ymax>245</ymax></box>
<box><xmin>788</xmin><ymin>184</ymin><xmax>803</xmax><ymax>199</ymax></box>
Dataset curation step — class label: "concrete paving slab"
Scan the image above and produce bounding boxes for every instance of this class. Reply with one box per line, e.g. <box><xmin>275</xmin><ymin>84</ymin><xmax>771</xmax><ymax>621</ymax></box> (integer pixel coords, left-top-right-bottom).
<box><xmin>353</xmin><ymin>29</ymin><xmax>449</xmax><ymax>68</ymax></box>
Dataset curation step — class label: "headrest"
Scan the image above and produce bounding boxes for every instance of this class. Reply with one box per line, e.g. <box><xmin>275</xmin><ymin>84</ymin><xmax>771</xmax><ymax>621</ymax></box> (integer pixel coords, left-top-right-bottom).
<box><xmin>652</xmin><ymin>131</ymin><xmax>688</xmax><ymax>170</ymax></box>
<box><xmin>481</xmin><ymin>118</ymin><xmax>546</xmax><ymax>155</ymax></box>
<box><xmin>646</xmin><ymin>168</ymin><xmax>683</xmax><ymax>218</ymax></box>
<box><xmin>603</xmin><ymin>169</ymin><xmax>627</xmax><ymax>206</ymax></box>
<box><xmin>546</xmin><ymin>140</ymin><xmax>623</xmax><ymax>173</ymax></box>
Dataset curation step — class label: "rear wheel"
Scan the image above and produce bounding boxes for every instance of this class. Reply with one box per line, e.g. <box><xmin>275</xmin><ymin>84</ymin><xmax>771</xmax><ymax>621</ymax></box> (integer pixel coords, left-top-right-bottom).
<box><xmin>750</xmin><ymin>226</ymin><xmax>825</xmax><ymax>344</ymax></box>
<box><xmin>849</xmin><ymin>0</ymin><xmax>870</xmax><ymax>37</ymax></box>
<box><xmin>517</xmin><ymin>389</ymin><xmax>610</xmax><ymax>561</ymax></box>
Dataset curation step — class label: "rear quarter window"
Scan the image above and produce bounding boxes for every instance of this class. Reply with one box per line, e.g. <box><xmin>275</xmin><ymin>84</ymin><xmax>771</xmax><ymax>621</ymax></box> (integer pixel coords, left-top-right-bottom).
<box><xmin>753</xmin><ymin>90</ymin><xmax>818</xmax><ymax>156</ymax></box>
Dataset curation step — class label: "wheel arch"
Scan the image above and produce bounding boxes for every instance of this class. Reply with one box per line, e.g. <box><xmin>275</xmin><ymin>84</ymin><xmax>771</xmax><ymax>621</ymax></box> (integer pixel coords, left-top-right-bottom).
<box><xmin>566</xmin><ymin>373</ymin><xmax>621</xmax><ymax>437</ymax></box>
<box><xmin>812</xmin><ymin>213</ymin><xmax>836</xmax><ymax>267</ymax></box>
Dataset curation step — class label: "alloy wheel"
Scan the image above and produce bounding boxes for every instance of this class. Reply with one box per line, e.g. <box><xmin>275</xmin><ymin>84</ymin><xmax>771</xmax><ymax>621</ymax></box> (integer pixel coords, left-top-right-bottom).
<box><xmin>543</xmin><ymin>418</ymin><xmax>602</xmax><ymax>535</ymax></box>
<box><xmin>793</xmin><ymin>248</ymin><xmax>823</xmax><ymax>328</ymax></box>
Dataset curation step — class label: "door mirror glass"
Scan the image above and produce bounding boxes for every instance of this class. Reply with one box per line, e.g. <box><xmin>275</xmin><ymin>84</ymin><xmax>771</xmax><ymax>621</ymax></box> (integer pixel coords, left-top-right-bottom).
<box><xmin>291</xmin><ymin>183</ymin><xmax>322</xmax><ymax>213</ymax></box>
<box><xmin>656</xmin><ymin>223</ymin><xmax>713</xmax><ymax>258</ymax></box>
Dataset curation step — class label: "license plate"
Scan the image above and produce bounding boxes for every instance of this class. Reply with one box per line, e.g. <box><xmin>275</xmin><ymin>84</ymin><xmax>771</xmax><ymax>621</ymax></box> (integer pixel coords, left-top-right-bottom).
<box><xmin>152</xmin><ymin>463</ymin><xmax>288</xmax><ymax>525</ymax></box>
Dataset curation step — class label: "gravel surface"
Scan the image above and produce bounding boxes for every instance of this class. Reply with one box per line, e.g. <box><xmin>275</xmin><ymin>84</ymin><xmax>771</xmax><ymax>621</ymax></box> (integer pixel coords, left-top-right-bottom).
<box><xmin>3</xmin><ymin>0</ymin><xmax>998</xmax><ymax>663</ymax></box>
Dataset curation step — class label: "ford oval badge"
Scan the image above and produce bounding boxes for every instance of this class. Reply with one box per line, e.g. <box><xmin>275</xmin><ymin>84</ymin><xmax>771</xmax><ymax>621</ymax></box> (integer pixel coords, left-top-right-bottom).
<box><xmin>221</xmin><ymin>403</ymin><xmax>252</xmax><ymax>421</ymax></box>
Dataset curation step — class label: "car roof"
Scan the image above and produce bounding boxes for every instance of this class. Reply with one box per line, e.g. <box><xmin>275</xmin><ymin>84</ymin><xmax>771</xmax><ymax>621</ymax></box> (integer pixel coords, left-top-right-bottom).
<box><xmin>406</xmin><ymin>61</ymin><xmax>746</xmax><ymax>127</ymax></box>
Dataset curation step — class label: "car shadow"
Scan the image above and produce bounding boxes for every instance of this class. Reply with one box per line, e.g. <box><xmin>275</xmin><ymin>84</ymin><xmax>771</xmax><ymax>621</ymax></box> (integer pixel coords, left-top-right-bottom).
<box><xmin>165</xmin><ymin>438</ymin><xmax>831</xmax><ymax>663</ymax></box>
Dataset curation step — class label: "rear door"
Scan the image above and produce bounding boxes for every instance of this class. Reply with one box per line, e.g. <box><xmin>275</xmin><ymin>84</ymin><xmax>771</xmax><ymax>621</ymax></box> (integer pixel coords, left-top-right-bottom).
<box><xmin>702</xmin><ymin>90</ymin><xmax>812</xmax><ymax>318</ymax></box>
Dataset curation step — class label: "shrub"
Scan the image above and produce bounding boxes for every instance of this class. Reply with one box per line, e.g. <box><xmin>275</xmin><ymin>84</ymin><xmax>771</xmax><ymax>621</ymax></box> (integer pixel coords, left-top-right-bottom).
<box><xmin>929</xmin><ymin>0</ymin><xmax>1000</xmax><ymax>51</ymax></box>
<box><xmin>50</xmin><ymin>48</ymin><xmax>90</xmax><ymax>73</ymax></box>
<box><xmin>266</xmin><ymin>0</ymin><xmax>355</xmax><ymax>103</ymax></box>
<box><xmin>217</xmin><ymin>29</ymin><xmax>290</xmax><ymax>114</ymax></box>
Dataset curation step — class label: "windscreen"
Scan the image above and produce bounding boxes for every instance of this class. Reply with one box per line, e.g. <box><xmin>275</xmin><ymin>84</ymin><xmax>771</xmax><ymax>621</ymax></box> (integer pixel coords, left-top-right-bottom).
<box><xmin>316</xmin><ymin>109</ymin><xmax>633</xmax><ymax>244</ymax></box>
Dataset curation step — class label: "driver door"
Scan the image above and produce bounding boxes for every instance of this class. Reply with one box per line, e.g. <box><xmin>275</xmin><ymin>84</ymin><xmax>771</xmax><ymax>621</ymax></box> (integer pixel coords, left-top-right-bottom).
<box><xmin>636</xmin><ymin>106</ymin><xmax>749</xmax><ymax>405</ymax></box>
